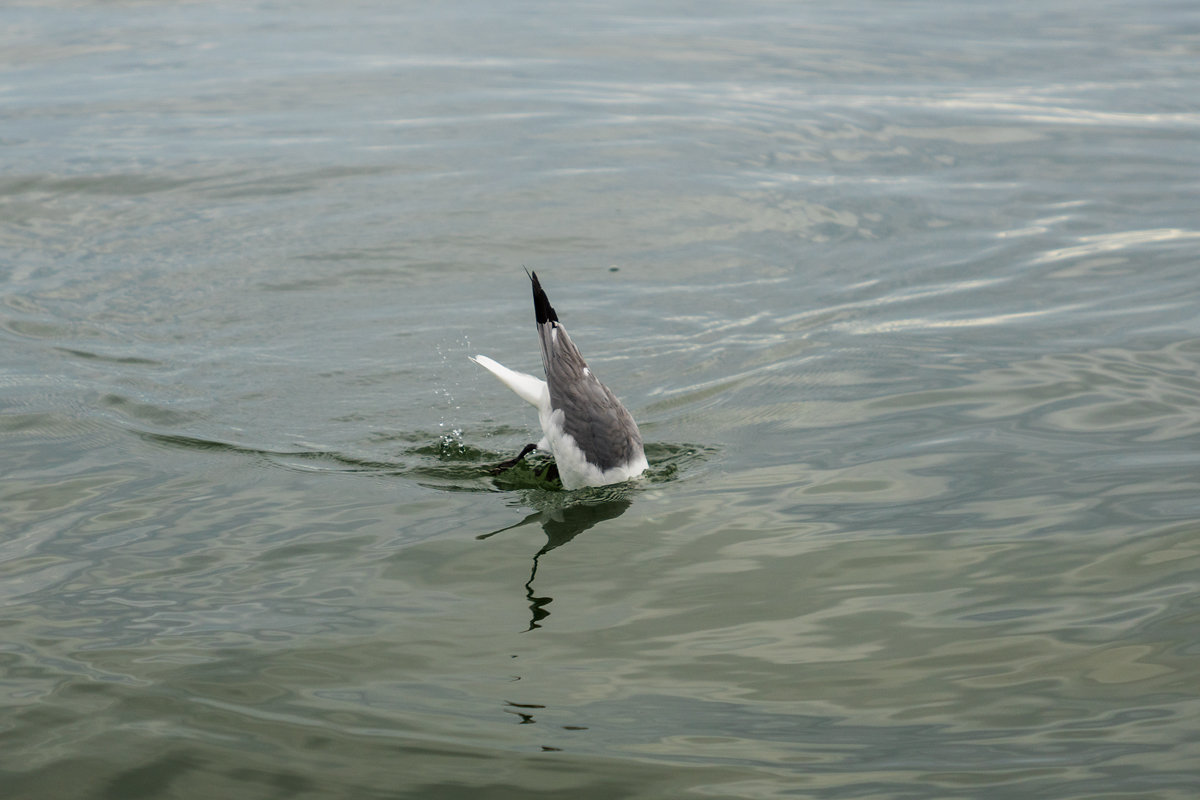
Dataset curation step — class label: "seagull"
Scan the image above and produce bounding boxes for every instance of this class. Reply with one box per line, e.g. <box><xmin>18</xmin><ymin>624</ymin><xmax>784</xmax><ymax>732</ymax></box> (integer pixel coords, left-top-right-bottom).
<box><xmin>470</xmin><ymin>272</ymin><xmax>648</xmax><ymax>490</ymax></box>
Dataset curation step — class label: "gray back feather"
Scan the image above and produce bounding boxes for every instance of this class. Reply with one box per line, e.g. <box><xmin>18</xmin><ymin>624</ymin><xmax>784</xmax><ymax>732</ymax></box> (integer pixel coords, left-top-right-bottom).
<box><xmin>537</xmin><ymin>320</ymin><xmax>644</xmax><ymax>471</ymax></box>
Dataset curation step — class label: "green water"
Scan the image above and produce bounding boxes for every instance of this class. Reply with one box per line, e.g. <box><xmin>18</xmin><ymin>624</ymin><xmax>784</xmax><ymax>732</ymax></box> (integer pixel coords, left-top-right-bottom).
<box><xmin>3</xmin><ymin>1</ymin><xmax>1199</xmax><ymax>798</ymax></box>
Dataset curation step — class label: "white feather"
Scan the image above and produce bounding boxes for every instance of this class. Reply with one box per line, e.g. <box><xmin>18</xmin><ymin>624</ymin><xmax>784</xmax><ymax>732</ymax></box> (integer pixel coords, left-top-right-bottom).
<box><xmin>543</xmin><ymin>408</ymin><xmax>649</xmax><ymax>489</ymax></box>
<box><xmin>469</xmin><ymin>355</ymin><xmax>547</xmax><ymax>408</ymax></box>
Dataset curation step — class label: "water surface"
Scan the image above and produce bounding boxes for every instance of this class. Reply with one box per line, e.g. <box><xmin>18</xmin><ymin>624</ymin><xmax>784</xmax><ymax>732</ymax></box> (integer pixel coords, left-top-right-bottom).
<box><xmin>3</xmin><ymin>1</ymin><xmax>1199</xmax><ymax>798</ymax></box>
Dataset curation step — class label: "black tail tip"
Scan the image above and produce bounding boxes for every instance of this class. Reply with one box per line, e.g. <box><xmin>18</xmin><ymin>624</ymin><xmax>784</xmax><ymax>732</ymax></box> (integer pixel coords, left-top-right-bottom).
<box><xmin>529</xmin><ymin>270</ymin><xmax>558</xmax><ymax>324</ymax></box>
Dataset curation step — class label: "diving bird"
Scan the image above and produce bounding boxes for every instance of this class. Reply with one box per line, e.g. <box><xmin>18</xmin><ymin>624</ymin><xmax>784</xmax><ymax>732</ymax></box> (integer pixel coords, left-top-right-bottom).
<box><xmin>470</xmin><ymin>272</ymin><xmax>648</xmax><ymax>489</ymax></box>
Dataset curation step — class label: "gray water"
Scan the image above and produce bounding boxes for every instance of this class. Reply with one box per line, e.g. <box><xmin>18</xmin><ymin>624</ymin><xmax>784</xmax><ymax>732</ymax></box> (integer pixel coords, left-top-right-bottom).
<box><xmin>3</xmin><ymin>1</ymin><xmax>1199</xmax><ymax>798</ymax></box>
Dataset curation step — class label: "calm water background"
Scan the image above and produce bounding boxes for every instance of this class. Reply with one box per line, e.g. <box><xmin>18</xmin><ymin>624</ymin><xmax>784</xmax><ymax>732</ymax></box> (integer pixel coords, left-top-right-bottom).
<box><xmin>3</xmin><ymin>1</ymin><xmax>1199</xmax><ymax>798</ymax></box>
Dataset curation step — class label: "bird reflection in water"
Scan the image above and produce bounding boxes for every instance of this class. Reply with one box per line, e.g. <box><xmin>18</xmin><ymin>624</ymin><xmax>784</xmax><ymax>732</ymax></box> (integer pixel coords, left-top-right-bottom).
<box><xmin>477</xmin><ymin>492</ymin><xmax>633</xmax><ymax>631</ymax></box>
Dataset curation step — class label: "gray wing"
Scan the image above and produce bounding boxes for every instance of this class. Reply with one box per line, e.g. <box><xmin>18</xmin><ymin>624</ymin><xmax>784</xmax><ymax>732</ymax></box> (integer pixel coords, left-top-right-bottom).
<box><xmin>538</xmin><ymin>320</ymin><xmax>644</xmax><ymax>471</ymax></box>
